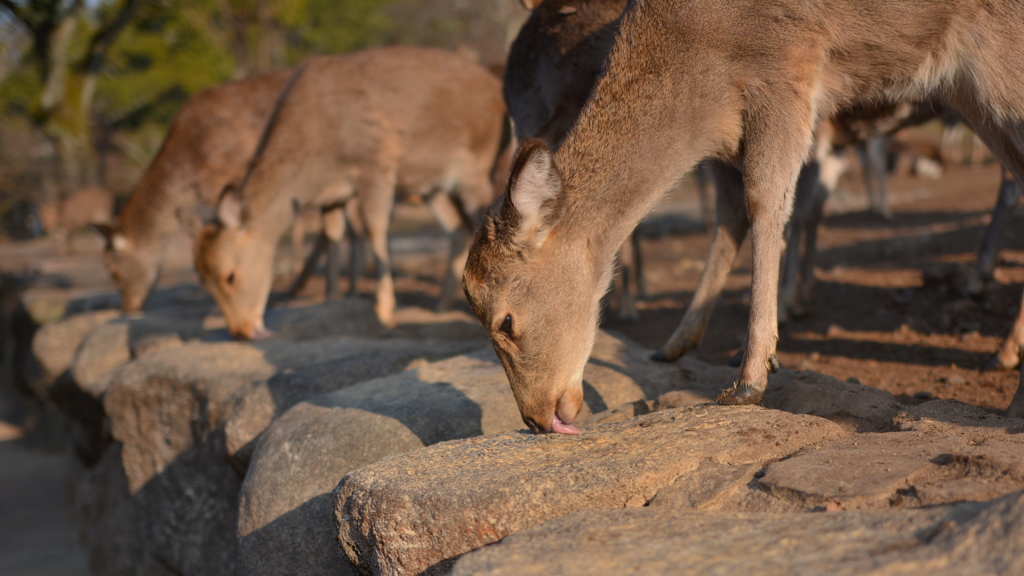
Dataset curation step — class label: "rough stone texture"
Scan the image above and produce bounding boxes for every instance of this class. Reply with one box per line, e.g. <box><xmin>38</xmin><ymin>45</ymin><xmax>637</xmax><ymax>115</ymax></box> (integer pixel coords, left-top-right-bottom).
<box><xmin>69</xmin><ymin>311</ymin><xmax>209</xmax><ymax>391</ymax></box>
<box><xmin>238</xmin><ymin>331</ymin><xmax>696</xmax><ymax>576</ymax></box>
<box><xmin>449</xmin><ymin>490</ymin><xmax>1024</xmax><ymax>576</ymax></box>
<box><xmin>27</xmin><ymin>309</ymin><xmax>120</xmax><ymax>400</ymax></box>
<box><xmin>334</xmin><ymin>405</ymin><xmax>848</xmax><ymax>576</ymax></box>
<box><xmin>758</xmin><ymin>430</ymin><xmax>1024</xmax><ymax>511</ymax></box>
<box><xmin>223</xmin><ymin>339</ymin><xmax>486</xmax><ymax>472</ymax></box>
<box><xmin>91</xmin><ymin>334</ymin><xmax>481</xmax><ymax>576</ymax></box>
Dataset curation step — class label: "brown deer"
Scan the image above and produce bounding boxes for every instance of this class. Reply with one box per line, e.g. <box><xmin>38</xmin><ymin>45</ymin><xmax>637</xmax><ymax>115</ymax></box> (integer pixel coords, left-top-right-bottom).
<box><xmin>464</xmin><ymin>0</ymin><xmax>1024</xmax><ymax>434</ymax></box>
<box><xmin>95</xmin><ymin>70</ymin><xmax>293</xmax><ymax>313</ymax></box>
<box><xmin>193</xmin><ymin>47</ymin><xmax>509</xmax><ymax>340</ymax></box>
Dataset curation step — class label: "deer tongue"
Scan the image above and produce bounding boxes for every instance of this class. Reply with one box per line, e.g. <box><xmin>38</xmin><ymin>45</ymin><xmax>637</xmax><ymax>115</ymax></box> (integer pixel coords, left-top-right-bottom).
<box><xmin>551</xmin><ymin>414</ymin><xmax>580</xmax><ymax>435</ymax></box>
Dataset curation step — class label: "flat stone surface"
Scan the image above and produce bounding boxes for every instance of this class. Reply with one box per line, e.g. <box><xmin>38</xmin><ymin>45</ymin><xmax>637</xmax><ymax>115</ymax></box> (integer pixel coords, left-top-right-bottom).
<box><xmin>333</xmin><ymin>405</ymin><xmax>847</xmax><ymax>576</ymax></box>
<box><xmin>449</xmin><ymin>490</ymin><xmax>1024</xmax><ymax>576</ymax></box>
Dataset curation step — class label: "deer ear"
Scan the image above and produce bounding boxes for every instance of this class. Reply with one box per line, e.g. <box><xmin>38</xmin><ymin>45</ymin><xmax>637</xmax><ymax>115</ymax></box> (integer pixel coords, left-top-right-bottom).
<box><xmin>216</xmin><ymin>185</ymin><xmax>246</xmax><ymax>230</ymax></box>
<box><xmin>506</xmin><ymin>138</ymin><xmax>562</xmax><ymax>249</ymax></box>
<box><xmin>520</xmin><ymin>0</ymin><xmax>545</xmax><ymax>9</ymax></box>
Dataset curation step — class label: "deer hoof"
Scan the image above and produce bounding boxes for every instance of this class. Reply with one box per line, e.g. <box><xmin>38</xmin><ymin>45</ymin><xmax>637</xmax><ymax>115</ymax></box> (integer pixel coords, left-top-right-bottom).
<box><xmin>716</xmin><ymin>384</ymin><xmax>764</xmax><ymax>405</ymax></box>
<box><xmin>650</xmin><ymin>349</ymin><xmax>675</xmax><ymax>363</ymax></box>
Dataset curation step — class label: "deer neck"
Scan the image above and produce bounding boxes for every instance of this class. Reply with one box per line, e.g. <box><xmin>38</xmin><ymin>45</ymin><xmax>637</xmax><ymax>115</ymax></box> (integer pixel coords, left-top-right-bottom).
<box><xmin>117</xmin><ymin>165</ymin><xmax>194</xmax><ymax>253</ymax></box>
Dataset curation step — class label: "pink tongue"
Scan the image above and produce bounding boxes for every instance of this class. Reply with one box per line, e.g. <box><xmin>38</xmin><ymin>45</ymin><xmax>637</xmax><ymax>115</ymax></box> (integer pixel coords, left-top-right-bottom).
<box><xmin>551</xmin><ymin>414</ymin><xmax>580</xmax><ymax>435</ymax></box>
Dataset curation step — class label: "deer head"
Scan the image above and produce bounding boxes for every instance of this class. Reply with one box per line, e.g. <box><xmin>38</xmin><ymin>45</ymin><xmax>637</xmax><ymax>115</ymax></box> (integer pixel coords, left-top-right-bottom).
<box><xmin>190</xmin><ymin>187</ymin><xmax>274</xmax><ymax>340</ymax></box>
<box><xmin>464</xmin><ymin>139</ymin><xmax>611</xmax><ymax>434</ymax></box>
<box><xmin>96</xmin><ymin>224</ymin><xmax>160</xmax><ymax>314</ymax></box>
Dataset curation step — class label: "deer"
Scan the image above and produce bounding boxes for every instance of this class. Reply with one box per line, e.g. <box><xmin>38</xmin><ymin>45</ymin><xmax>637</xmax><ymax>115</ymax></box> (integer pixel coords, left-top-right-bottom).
<box><xmin>192</xmin><ymin>46</ymin><xmax>510</xmax><ymax>340</ymax></box>
<box><xmin>464</xmin><ymin>0</ymin><xmax>1024</xmax><ymax>434</ymax></box>
<box><xmin>94</xmin><ymin>69</ymin><xmax>293</xmax><ymax>313</ymax></box>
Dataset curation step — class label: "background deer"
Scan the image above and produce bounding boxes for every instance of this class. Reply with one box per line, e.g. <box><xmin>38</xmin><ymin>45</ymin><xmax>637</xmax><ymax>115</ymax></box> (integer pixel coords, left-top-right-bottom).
<box><xmin>192</xmin><ymin>46</ymin><xmax>510</xmax><ymax>339</ymax></box>
<box><xmin>464</xmin><ymin>0</ymin><xmax>1024</xmax><ymax>434</ymax></box>
<box><xmin>94</xmin><ymin>70</ymin><xmax>293</xmax><ymax>313</ymax></box>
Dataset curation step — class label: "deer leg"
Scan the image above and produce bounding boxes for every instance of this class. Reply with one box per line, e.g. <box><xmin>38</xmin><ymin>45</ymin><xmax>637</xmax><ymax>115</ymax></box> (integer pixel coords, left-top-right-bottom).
<box><xmin>968</xmin><ymin>168</ymin><xmax>1020</xmax><ymax>296</ymax></box>
<box><xmin>612</xmin><ymin>233</ymin><xmax>640</xmax><ymax>321</ymax></box>
<box><xmin>778</xmin><ymin>160</ymin><xmax>821</xmax><ymax>323</ymax></box>
<box><xmin>283</xmin><ymin>233</ymin><xmax>329</xmax><ymax>298</ymax></box>
<box><xmin>427</xmin><ymin>191</ymin><xmax>472</xmax><ymax>312</ymax></box>
<box><xmin>797</xmin><ymin>181</ymin><xmax>828</xmax><ymax>312</ymax></box>
<box><xmin>942</xmin><ymin>85</ymin><xmax>1024</xmax><ymax>372</ymax></box>
<box><xmin>632</xmin><ymin>231</ymin><xmax>648</xmax><ymax>301</ymax></box>
<box><xmin>290</xmin><ymin>209</ymin><xmax>306</xmax><ymax>276</ymax></box>
<box><xmin>358</xmin><ymin>173</ymin><xmax>397</xmax><ymax>328</ymax></box>
<box><xmin>719</xmin><ymin>96</ymin><xmax>813</xmax><ymax>405</ymax></box>
<box><xmin>867</xmin><ymin>136</ymin><xmax>892</xmax><ymax>219</ymax></box>
<box><xmin>653</xmin><ymin>160</ymin><xmax>748</xmax><ymax>362</ymax></box>
<box><xmin>322</xmin><ymin>206</ymin><xmax>345</xmax><ymax>301</ymax></box>
<box><xmin>988</xmin><ymin>288</ymin><xmax>1024</xmax><ymax>371</ymax></box>
<box><xmin>695</xmin><ymin>160</ymin><xmax>716</xmax><ymax>232</ymax></box>
<box><xmin>344</xmin><ymin>200</ymin><xmax>366</xmax><ymax>296</ymax></box>
<box><xmin>1009</xmin><ymin>370</ymin><xmax>1024</xmax><ymax>419</ymax></box>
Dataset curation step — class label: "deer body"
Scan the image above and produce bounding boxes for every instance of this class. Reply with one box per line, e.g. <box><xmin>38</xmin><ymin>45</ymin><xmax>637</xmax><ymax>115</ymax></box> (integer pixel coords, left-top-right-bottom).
<box><xmin>97</xmin><ymin>70</ymin><xmax>292</xmax><ymax>312</ymax></box>
<box><xmin>465</xmin><ymin>0</ymin><xmax>1024</xmax><ymax>433</ymax></box>
<box><xmin>195</xmin><ymin>47</ymin><xmax>507</xmax><ymax>339</ymax></box>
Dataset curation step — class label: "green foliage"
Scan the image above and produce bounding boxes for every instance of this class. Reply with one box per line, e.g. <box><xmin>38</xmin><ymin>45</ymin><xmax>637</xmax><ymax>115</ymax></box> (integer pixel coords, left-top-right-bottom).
<box><xmin>280</xmin><ymin>0</ymin><xmax>393</xmax><ymax>62</ymax></box>
<box><xmin>96</xmin><ymin>0</ymin><xmax>235</xmax><ymax>128</ymax></box>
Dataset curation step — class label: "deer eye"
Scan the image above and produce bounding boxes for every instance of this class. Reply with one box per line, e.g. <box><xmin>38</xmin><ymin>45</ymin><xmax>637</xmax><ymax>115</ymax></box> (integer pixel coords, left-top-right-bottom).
<box><xmin>226</xmin><ymin>271</ymin><xmax>235</xmax><ymax>286</ymax></box>
<box><xmin>499</xmin><ymin>314</ymin><xmax>513</xmax><ymax>337</ymax></box>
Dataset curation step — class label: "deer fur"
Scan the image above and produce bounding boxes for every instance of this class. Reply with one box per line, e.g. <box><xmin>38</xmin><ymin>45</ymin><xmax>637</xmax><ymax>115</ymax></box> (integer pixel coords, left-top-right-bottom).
<box><xmin>193</xmin><ymin>47</ymin><xmax>509</xmax><ymax>339</ymax></box>
<box><xmin>465</xmin><ymin>0</ymin><xmax>1024</xmax><ymax>432</ymax></box>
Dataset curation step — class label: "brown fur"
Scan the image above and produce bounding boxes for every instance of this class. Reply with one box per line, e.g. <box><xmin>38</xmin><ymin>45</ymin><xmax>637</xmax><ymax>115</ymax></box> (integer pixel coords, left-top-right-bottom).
<box><xmin>465</xmin><ymin>0</ymin><xmax>1024</xmax><ymax>432</ymax></box>
<box><xmin>194</xmin><ymin>47</ymin><xmax>509</xmax><ymax>339</ymax></box>
<box><xmin>95</xmin><ymin>70</ymin><xmax>292</xmax><ymax>312</ymax></box>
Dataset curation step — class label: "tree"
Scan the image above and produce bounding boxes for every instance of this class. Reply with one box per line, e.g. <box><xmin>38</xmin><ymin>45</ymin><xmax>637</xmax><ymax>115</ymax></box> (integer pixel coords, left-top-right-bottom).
<box><xmin>0</xmin><ymin>0</ymin><xmax>141</xmax><ymax>194</ymax></box>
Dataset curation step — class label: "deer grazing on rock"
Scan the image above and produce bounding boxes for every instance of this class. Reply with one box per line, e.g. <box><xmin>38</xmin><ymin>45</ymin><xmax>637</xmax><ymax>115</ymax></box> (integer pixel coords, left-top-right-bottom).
<box><xmin>193</xmin><ymin>47</ymin><xmax>510</xmax><ymax>340</ymax></box>
<box><xmin>464</xmin><ymin>0</ymin><xmax>1024</xmax><ymax>434</ymax></box>
<box><xmin>94</xmin><ymin>70</ymin><xmax>293</xmax><ymax>313</ymax></box>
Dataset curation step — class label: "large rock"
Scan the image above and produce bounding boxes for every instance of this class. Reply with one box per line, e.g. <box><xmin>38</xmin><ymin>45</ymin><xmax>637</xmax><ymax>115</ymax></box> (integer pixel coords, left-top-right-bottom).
<box><xmin>449</xmin><ymin>490</ymin><xmax>1024</xmax><ymax>576</ymax></box>
<box><xmin>333</xmin><ymin>404</ymin><xmax>848</xmax><ymax>576</ymax></box>
<box><xmin>238</xmin><ymin>331</ymin><xmax>697</xmax><ymax>576</ymax></box>
<box><xmin>89</xmin><ymin>333</ymin><xmax>483</xmax><ymax>576</ymax></box>
<box><xmin>28</xmin><ymin>309</ymin><xmax>120</xmax><ymax>400</ymax></box>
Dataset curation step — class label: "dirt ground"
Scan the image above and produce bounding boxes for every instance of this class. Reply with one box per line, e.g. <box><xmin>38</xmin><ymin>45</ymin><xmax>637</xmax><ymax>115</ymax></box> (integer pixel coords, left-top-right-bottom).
<box><xmin>289</xmin><ymin>146</ymin><xmax>1021</xmax><ymax>416</ymax></box>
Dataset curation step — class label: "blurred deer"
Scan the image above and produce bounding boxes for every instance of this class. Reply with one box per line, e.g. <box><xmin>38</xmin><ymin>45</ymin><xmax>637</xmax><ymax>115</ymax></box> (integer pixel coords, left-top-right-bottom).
<box><xmin>191</xmin><ymin>47</ymin><xmax>511</xmax><ymax>339</ymax></box>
